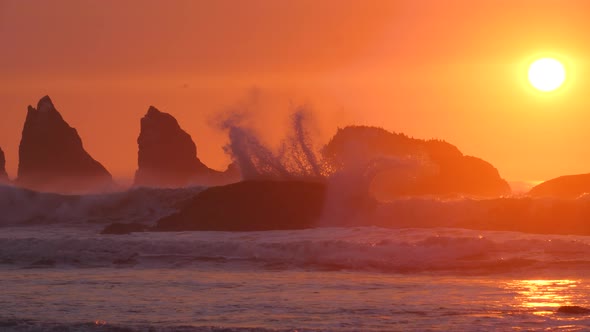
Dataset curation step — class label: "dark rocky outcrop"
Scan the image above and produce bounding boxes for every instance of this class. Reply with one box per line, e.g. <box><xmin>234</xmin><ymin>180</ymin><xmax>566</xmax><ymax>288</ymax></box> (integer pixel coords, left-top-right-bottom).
<box><xmin>557</xmin><ymin>306</ymin><xmax>590</xmax><ymax>314</ymax></box>
<box><xmin>529</xmin><ymin>174</ymin><xmax>590</xmax><ymax>198</ymax></box>
<box><xmin>134</xmin><ymin>106</ymin><xmax>239</xmax><ymax>188</ymax></box>
<box><xmin>16</xmin><ymin>96</ymin><xmax>113</xmax><ymax>193</ymax></box>
<box><xmin>322</xmin><ymin>126</ymin><xmax>510</xmax><ymax>198</ymax></box>
<box><xmin>152</xmin><ymin>179</ymin><xmax>590</xmax><ymax>236</ymax></box>
<box><xmin>0</xmin><ymin>147</ymin><xmax>8</xmax><ymax>183</ymax></box>
<box><xmin>155</xmin><ymin>180</ymin><xmax>326</xmax><ymax>231</ymax></box>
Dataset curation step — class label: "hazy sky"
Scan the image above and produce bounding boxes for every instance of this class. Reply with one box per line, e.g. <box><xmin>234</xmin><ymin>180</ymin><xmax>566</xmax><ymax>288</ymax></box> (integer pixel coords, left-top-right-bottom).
<box><xmin>2</xmin><ymin>0</ymin><xmax>590</xmax><ymax>183</ymax></box>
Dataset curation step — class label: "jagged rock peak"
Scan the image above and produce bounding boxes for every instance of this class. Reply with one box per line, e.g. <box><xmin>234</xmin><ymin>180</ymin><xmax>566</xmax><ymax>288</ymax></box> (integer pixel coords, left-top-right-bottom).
<box><xmin>147</xmin><ymin>105</ymin><xmax>161</xmax><ymax>116</ymax></box>
<box><xmin>141</xmin><ymin>106</ymin><xmax>187</xmax><ymax>139</ymax></box>
<box><xmin>36</xmin><ymin>95</ymin><xmax>56</xmax><ymax>112</ymax></box>
<box><xmin>134</xmin><ymin>106</ymin><xmax>239</xmax><ymax>187</ymax></box>
<box><xmin>135</xmin><ymin>106</ymin><xmax>208</xmax><ymax>187</ymax></box>
<box><xmin>17</xmin><ymin>96</ymin><xmax>113</xmax><ymax>193</ymax></box>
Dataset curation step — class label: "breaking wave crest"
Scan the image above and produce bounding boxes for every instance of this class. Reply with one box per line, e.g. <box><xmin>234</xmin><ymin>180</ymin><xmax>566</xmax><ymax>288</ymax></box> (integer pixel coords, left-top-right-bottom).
<box><xmin>0</xmin><ymin>184</ymin><xmax>204</xmax><ymax>226</ymax></box>
<box><xmin>221</xmin><ymin>108</ymin><xmax>329</xmax><ymax>181</ymax></box>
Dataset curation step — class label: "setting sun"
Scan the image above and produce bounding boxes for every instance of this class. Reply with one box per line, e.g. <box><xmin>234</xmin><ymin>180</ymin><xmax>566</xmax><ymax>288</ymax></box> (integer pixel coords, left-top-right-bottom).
<box><xmin>528</xmin><ymin>58</ymin><xmax>566</xmax><ymax>92</ymax></box>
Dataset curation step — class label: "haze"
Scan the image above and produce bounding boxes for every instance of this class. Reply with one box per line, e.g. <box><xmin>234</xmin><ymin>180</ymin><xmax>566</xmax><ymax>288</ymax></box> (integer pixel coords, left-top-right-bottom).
<box><xmin>2</xmin><ymin>0</ymin><xmax>590</xmax><ymax>183</ymax></box>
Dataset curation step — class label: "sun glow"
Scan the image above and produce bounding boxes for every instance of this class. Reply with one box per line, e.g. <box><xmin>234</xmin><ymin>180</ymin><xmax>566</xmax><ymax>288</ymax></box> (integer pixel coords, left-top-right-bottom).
<box><xmin>528</xmin><ymin>58</ymin><xmax>566</xmax><ymax>92</ymax></box>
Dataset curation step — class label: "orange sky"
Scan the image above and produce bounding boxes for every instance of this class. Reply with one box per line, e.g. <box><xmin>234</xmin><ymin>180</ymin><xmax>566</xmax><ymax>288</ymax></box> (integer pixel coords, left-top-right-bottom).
<box><xmin>2</xmin><ymin>0</ymin><xmax>590</xmax><ymax>183</ymax></box>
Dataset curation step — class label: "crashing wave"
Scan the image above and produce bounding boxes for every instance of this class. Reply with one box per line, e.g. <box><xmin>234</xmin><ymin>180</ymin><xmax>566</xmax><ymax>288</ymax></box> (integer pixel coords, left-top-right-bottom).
<box><xmin>221</xmin><ymin>108</ymin><xmax>329</xmax><ymax>181</ymax></box>
<box><xmin>2</xmin><ymin>227</ymin><xmax>590</xmax><ymax>274</ymax></box>
<box><xmin>0</xmin><ymin>184</ymin><xmax>203</xmax><ymax>226</ymax></box>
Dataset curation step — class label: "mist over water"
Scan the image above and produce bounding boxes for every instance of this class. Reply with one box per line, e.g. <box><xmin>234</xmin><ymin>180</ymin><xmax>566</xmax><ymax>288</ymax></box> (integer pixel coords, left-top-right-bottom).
<box><xmin>220</xmin><ymin>106</ymin><xmax>328</xmax><ymax>181</ymax></box>
<box><xmin>216</xmin><ymin>102</ymin><xmax>434</xmax><ymax>228</ymax></box>
<box><xmin>216</xmin><ymin>103</ymin><xmax>434</xmax><ymax>229</ymax></box>
<box><xmin>218</xmin><ymin>101</ymin><xmax>428</xmax><ymax>184</ymax></box>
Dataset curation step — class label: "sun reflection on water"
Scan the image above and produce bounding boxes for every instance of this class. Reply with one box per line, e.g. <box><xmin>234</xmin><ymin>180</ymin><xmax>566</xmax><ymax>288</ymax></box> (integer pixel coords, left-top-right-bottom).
<box><xmin>507</xmin><ymin>279</ymin><xmax>578</xmax><ymax>316</ymax></box>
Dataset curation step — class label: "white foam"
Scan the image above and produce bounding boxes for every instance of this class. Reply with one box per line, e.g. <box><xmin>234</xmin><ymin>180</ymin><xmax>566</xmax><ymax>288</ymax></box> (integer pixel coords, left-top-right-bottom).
<box><xmin>2</xmin><ymin>226</ymin><xmax>589</xmax><ymax>274</ymax></box>
<box><xmin>0</xmin><ymin>185</ymin><xmax>203</xmax><ymax>226</ymax></box>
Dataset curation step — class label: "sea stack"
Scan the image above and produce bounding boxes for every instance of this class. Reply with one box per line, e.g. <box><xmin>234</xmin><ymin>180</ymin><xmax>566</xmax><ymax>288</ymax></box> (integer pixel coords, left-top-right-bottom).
<box><xmin>0</xmin><ymin>147</ymin><xmax>8</xmax><ymax>183</ymax></box>
<box><xmin>134</xmin><ymin>106</ymin><xmax>239</xmax><ymax>187</ymax></box>
<box><xmin>16</xmin><ymin>96</ymin><xmax>113</xmax><ymax>193</ymax></box>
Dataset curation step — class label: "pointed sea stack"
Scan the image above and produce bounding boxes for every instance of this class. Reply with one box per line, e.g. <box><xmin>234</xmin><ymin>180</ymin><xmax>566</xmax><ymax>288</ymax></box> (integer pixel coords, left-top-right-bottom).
<box><xmin>134</xmin><ymin>106</ymin><xmax>239</xmax><ymax>187</ymax></box>
<box><xmin>16</xmin><ymin>96</ymin><xmax>113</xmax><ymax>193</ymax></box>
<box><xmin>0</xmin><ymin>147</ymin><xmax>8</xmax><ymax>183</ymax></box>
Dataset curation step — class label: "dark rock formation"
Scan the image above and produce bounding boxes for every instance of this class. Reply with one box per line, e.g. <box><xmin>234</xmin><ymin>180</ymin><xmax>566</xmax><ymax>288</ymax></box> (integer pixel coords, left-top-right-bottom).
<box><xmin>134</xmin><ymin>106</ymin><xmax>239</xmax><ymax>188</ymax></box>
<box><xmin>101</xmin><ymin>222</ymin><xmax>148</xmax><ymax>235</ymax></box>
<box><xmin>557</xmin><ymin>306</ymin><xmax>590</xmax><ymax>314</ymax></box>
<box><xmin>323</xmin><ymin>126</ymin><xmax>510</xmax><ymax>198</ymax></box>
<box><xmin>16</xmin><ymin>96</ymin><xmax>113</xmax><ymax>193</ymax></box>
<box><xmin>0</xmin><ymin>147</ymin><xmax>8</xmax><ymax>183</ymax></box>
<box><xmin>155</xmin><ymin>180</ymin><xmax>326</xmax><ymax>231</ymax></box>
<box><xmin>529</xmin><ymin>174</ymin><xmax>590</xmax><ymax>198</ymax></box>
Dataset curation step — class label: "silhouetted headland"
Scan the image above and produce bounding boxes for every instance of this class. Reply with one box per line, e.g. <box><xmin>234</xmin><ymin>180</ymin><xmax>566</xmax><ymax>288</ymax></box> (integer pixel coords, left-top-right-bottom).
<box><xmin>323</xmin><ymin>126</ymin><xmax>511</xmax><ymax>198</ymax></box>
<box><xmin>134</xmin><ymin>106</ymin><xmax>239</xmax><ymax>188</ymax></box>
<box><xmin>529</xmin><ymin>173</ymin><xmax>590</xmax><ymax>198</ymax></box>
<box><xmin>16</xmin><ymin>96</ymin><xmax>113</xmax><ymax>193</ymax></box>
<box><xmin>155</xmin><ymin>180</ymin><xmax>326</xmax><ymax>231</ymax></box>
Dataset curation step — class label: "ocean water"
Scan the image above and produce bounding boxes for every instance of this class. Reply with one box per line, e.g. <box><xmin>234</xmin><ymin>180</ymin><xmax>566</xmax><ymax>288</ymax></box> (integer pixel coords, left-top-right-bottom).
<box><xmin>2</xmin><ymin>225</ymin><xmax>590</xmax><ymax>331</ymax></box>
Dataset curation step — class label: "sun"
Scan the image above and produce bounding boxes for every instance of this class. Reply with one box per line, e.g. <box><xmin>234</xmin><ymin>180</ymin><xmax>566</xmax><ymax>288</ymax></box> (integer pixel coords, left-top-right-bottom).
<box><xmin>527</xmin><ymin>58</ymin><xmax>566</xmax><ymax>92</ymax></box>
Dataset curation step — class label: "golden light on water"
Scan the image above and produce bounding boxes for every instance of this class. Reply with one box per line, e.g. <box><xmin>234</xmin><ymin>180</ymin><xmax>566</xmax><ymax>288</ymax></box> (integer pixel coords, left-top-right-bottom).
<box><xmin>507</xmin><ymin>279</ymin><xmax>578</xmax><ymax>316</ymax></box>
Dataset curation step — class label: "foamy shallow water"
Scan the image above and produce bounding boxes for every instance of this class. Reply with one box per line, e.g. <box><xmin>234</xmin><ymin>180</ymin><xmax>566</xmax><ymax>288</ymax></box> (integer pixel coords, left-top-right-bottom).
<box><xmin>1</xmin><ymin>226</ymin><xmax>590</xmax><ymax>331</ymax></box>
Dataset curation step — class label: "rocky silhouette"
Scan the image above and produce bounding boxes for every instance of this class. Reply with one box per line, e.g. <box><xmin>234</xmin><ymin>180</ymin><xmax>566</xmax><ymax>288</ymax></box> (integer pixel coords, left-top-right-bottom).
<box><xmin>155</xmin><ymin>180</ymin><xmax>326</xmax><ymax>231</ymax></box>
<box><xmin>151</xmin><ymin>180</ymin><xmax>590</xmax><ymax>235</ymax></box>
<box><xmin>557</xmin><ymin>306</ymin><xmax>590</xmax><ymax>315</ymax></box>
<box><xmin>134</xmin><ymin>106</ymin><xmax>239</xmax><ymax>188</ymax></box>
<box><xmin>322</xmin><ymin>126</ymin><xmax>510</xmax><ymax>198</ymax></box>
<box><xmin>0</xmin><ymin>147</ymin><xmax>8</xmax><ymax>183</ymax></box>
<box><xmin>529</xmin><ymin>174</ymin><xmax>590</xmax><ymax>198</ymax></box>
<box><xmin>16</xmin><ymin>96</ymin><xmax>113</xmax><ymax>193</ymax></box>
